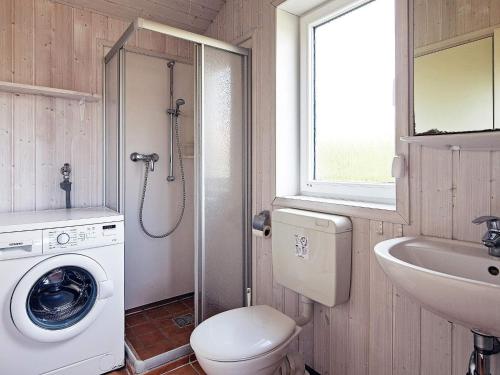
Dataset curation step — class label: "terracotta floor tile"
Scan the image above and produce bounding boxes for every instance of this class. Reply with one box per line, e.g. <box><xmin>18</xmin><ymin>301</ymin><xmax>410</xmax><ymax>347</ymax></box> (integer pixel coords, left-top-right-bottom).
<box><xmin>159</xmin><ymin>322</ymin><xmax>187</xmax><ymax>336</ymax></box>
<box><xmin>191</xmin><ymin>361</ymin><xmax>206</xmax><ymax>375</ymax></box>
<box><xmin>166</xmin><ymin>301</ymin><xmax>191</xmax><ymax>315</ymax></box>
<box><xmin>125</xmin><ymin>312</ymin><xmax>148</xmax><ymax>327</ymax></box>
<box><xmin>161</xmin><ymin>324</ymin><xmax>191</xmax><ymax>336</ymax></box>
<box><xmin>125</xmin><ymin>326</ymin><xmax>136</xmax><ymax>338</ymax></box>
<box><xmin>126</xmin><ymin>296</ymin><xmax>195</xmax><ymax>362</ymax></box>
<box><xmin>162</xmin><ymin>322</ymin><xmax>192</xmax><ymax>336</ymax></box>
<box><xmin>105</xmin><ymin>368</ymin><xmax>129</xmax><ymax>375</ymax></box>
<box><xmin>156</xmin><ymin>318</ymin><xmax>177</xmax><ymax>330</ymax></box>
<box><xmin>105</xmin><ymin>362</ymin><xmax>202</xmax><ymax>375</ymax></box>
<box><xmin>170</xmin><ymin>330</ymin><xmax>192</xmax><ymax>347</ymax></box>
<box><xmin>131</xmin><ymin>321</ymin><xmax>157</xmax><ymax>336</ymax></box>
<box><xmin>126</xmin><ymin>335</ymin><xmax>145</xmax><ymax>350</ymax></box>
<box><xmin>183</xmin><ymin>298</ymin><xmax>194</xmax><ymax>309</ymax></box>
<box><xmin>145</xmin><ymin>305</ymin><xmax>171</xmax><ymax>320</ymax></box>
<box><xmin>165</xmin><ymin>364</ymin><xmax>198</xmax><ymax>374</ymax></box>
<box><xmin>145</xmin><ymin>355</ymin><xmax>191</xmax><ymax>375</ymax></box>
<box><xmin>139</xmin><ymin>330</ymin><xmax>168</xmax><ymax>347</ymax></box>
<box><xmin>136</xmin><ymin>341</ymin><xmax>177</xmax><ymax>360</ymax></box>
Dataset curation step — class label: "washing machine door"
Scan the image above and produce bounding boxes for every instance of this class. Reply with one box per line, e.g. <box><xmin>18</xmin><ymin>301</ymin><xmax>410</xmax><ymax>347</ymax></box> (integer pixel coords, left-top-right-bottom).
<box><xmin>11</xmin><ymin>254</ymin><xmax>114</xmax><ymax>343</ymax></box>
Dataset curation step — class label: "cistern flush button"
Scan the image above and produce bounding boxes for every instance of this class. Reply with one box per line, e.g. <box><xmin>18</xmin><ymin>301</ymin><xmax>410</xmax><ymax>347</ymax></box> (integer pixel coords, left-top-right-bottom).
<box><xmin>295</xmin><ymin>234</ymin><xmax>310</xmax><ymax>259</ymax></box>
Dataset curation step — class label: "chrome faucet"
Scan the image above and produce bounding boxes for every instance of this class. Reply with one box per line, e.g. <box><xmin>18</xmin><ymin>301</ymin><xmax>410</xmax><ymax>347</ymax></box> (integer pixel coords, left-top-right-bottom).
<box><xmin>130</xmin><ymin>152</ymin><xmax>159</xmax><ymax>171</ymax></box>
<box><xmin>473</xmin><ymin>216</ymin><xmax>500</xmax><ymax>257</ymax></box>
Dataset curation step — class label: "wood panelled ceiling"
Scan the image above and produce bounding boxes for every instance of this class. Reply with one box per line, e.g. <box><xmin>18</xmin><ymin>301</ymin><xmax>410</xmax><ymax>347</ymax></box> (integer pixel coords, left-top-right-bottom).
<box><xmin>50</xmin><ymin>0</ymin><xmax>226</xmax><ymax>34</ymax></box>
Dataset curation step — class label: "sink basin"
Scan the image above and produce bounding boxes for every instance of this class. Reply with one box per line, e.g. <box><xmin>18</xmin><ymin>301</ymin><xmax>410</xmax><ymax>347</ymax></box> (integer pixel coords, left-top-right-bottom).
<box><xmin>375</xmin><ymin>236</ymin><xmax>500</xmax><ymax>337</ymax></box>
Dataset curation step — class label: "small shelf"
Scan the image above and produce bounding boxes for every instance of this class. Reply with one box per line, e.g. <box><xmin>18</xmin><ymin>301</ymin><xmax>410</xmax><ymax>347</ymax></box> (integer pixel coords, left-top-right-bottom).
<box><xmin>0</xmin><ymin>81</ymin><xmax>101</xmax><ymax>102</ymax></box>
<box><xmin>401</xmin><ymin>132</ymin><xmax>500</xmax><ymax>151</ymax></box>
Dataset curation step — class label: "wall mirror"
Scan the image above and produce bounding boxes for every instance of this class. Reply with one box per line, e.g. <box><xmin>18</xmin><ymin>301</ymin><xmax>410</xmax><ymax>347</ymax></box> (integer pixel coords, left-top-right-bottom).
<box><xmin>413</xmin><ymin>1</ymin><xmax>499</xmax><ymax>135</ymax></box>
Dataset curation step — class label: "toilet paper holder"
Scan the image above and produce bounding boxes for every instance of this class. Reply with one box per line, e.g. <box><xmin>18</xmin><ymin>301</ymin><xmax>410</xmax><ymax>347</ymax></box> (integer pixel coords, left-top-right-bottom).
<box><xmin>252</xmin><ymin>210</ymin><xmax>271</xmax><ymax>238</ymax></box>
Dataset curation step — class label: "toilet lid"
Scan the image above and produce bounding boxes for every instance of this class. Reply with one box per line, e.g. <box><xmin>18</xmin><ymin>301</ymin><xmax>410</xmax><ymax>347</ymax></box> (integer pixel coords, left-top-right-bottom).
<box><xmin>190</xmin><ymin>305</ymin><xmax>297</xmax><ymax>362</ymax></box>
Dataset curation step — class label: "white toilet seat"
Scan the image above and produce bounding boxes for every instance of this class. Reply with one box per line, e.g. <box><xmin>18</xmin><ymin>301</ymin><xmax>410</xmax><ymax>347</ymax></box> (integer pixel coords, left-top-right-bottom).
<box><xmin>194</xmin><ymin>326</ymin><xmax>302</xmax><ymax>375</ymax></box>
<box><xmin>190</xmin><ymin>305</ymin><xmax>300</xmax><ymax>375</ymax></box>
<box><xmin>190</xmin><ymin>305</ymin><xmax>297</xmax><ymax>362</ymax></box>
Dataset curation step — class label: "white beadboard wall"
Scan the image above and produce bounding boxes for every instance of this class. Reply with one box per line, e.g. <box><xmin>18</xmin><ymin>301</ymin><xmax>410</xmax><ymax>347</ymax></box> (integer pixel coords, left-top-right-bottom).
<box><xmin>206</xmin><ymin>0</ymin><xmax>500</xmax><ymax>374</ymax></box>
<box><xmin>0</xmin><ymin>0</ymin><xmax>192</xmax><ymax>213</ymax></box>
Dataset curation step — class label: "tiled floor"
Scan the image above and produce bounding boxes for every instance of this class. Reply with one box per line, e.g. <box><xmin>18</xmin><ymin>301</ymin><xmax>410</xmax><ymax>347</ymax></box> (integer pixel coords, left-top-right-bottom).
<box><xmin>125</xmin><ymin>296</ymin><xmax>195</xmax><ymax>361</ymax></box>
<box><xmin>107</xmin><ymin>353</ymin><xmax>206</xmax><ymax>375</ymax></box>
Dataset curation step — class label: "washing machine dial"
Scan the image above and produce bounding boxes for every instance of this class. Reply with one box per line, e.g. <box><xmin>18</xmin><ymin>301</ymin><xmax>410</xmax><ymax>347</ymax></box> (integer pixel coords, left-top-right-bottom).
<box><xmin>56</xmin><ymin>232</ymin><xmax>71</xmax><ymax>245</ymax></box>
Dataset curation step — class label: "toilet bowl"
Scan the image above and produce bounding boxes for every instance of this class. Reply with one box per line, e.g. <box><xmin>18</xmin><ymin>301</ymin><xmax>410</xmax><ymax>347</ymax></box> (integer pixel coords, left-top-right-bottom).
<box><xmin>190</xmin><ymin>305</ymin><xmax>302</xmax><ymax>375</ymax></box>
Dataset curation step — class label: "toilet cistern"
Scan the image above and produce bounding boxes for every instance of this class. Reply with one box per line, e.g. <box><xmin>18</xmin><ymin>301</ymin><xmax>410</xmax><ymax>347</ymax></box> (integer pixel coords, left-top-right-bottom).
<box><xmin>272</xmin><ymin>209</ymin><xmax>352</xmax><ymax>307</ymax></box>
<box><xmin>473</xmin><ymin>216</ymin><xmax>500</xmax><ymax>257</ymax></box>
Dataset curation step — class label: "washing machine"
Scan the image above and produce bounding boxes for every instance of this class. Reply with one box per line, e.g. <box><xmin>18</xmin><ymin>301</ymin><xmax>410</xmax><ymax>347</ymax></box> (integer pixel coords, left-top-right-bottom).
<box><xmin>0</xmin><ymin>208</ymin><xmax>125</xmax><ymax>375</ymax></box>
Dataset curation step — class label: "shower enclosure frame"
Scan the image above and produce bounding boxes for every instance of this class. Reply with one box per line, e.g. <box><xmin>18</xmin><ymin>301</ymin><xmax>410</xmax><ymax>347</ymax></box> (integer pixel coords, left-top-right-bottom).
<box><xmin>104</xmin><ymin>17</ymin><xmax>252</xmax><ymax>371</ymax></box>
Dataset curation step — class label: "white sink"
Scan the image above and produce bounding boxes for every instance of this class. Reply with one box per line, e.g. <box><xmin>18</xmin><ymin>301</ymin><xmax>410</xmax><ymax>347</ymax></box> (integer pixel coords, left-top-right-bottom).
<box><xmin>375</xmin><ymin>236</ymin><xmax>500</xmax><ymax>337</ymax></box>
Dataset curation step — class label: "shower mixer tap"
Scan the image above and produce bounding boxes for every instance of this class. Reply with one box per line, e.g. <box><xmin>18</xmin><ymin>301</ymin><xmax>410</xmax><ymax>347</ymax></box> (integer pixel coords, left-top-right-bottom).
<box><xmin>130</xmin><ymin>152</ymin><xmax>159</xmax><ymax>171</ymax></box>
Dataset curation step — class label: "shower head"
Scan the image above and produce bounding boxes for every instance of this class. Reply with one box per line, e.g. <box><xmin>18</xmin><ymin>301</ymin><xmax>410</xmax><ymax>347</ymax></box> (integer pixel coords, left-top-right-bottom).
<box><xmin>167</xmin><ymin>98</ymin><xmax>185</xmax><ymax>117</ymax></box>
<box><xmin>175</xmin><ymin>98</ymin><xmax>185</xmax><ymax>113</ymax></box>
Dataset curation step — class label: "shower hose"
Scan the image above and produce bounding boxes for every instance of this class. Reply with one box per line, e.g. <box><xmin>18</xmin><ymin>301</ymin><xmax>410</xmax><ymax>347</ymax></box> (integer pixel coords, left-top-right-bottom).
<box><xmin>139</xmin><ymin>115</ymin><xmax>186</xmax><ymax>238</ymax></box>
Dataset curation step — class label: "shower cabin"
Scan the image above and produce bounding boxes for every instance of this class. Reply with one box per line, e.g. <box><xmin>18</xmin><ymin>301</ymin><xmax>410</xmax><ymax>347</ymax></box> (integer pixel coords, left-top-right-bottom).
<box><xmin>104</xmin><ymin>19</ymin><xmax>251</xmax><ymax>373</ymax></box>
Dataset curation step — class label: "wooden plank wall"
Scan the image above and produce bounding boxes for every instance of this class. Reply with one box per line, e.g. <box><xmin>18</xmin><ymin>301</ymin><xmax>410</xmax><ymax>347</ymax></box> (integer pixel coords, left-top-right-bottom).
<box><xmin>0</xmin><ymin>0</ymin><xmax>192</xmax><ymax>213</ymax></box>
<box><xmin>414</xmin><ymin>0</ymin><xmax>500</xmax><ymax>49</ymax></box>
<box><xmin>50</xmin><ymin>0</ymin><xmax>225</xmax><ymax>35</ymax></box>
<box><xmin>206</xmin><ymin>0</ymin><xmax>500</xmax><ymax>373</ymax></box>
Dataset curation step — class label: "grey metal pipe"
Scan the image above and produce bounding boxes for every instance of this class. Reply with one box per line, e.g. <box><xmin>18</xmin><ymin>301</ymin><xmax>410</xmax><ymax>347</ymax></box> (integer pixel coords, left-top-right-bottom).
<box><xmin>468</xmin><ymin>350</ymin><xmax>491</xmax><ymax>375</ymax></box>
<box><xmin>467</xmin><ymin>332</ymin><xmax>500</xmax><ymax>375</ymax></box>
<box><xmin>476</xmin><ymin>352</ymin><xmax>490</xmax><ymax>375</ymax></box>
<box><xmin>60</xmin><ymin>163</ymin><xmax>72</xmax><ymax>209</ymax></box>
<box><xmin>167</xmin><ymin>60</ymin><xmax>175</xmax><ymax>182</ymax></box>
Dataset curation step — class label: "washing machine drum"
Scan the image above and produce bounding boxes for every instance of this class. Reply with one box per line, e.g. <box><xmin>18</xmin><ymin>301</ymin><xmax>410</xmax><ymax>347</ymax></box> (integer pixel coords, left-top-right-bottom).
<box><xmin>11</xmin><ymin>254</ymin><xmax>114</xmax><ymax>343</ymax></box>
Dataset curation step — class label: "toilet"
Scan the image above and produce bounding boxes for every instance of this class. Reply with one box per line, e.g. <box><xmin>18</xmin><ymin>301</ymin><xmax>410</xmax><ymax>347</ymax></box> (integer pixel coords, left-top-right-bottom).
<box><xmin>190</xmin><ymin>209</ymin><xmax>352</xmax><ymax>375</ymax></box>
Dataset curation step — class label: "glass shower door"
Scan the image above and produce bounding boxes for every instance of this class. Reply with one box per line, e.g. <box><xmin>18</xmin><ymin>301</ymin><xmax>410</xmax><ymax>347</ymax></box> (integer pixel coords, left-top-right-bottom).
<box><xmin>196</xmin><ymin>45</ymin><xmax>251</xmax><ymax>322</ymax></box>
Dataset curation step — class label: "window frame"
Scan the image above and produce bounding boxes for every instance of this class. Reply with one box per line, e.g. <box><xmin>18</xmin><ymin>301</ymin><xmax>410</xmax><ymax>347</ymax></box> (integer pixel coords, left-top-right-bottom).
<box><xmin>299</xmin><ymin>0</ymin><xmax>397</xmax><ymax>206</ymax></box>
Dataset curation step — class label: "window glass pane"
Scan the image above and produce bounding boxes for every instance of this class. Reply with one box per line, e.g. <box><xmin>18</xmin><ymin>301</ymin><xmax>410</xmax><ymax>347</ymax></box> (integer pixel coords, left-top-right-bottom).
<box><xmin>313</xmin><ymin>0</ymin><xmax>395</xmax><ymax>184</ymax></box>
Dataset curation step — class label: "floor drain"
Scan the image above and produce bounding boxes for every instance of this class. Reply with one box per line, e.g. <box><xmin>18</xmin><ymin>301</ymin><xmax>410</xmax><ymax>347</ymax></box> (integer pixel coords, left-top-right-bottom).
<box><xmin>173</xmin><ymin>313</ymin><xmax>194</xmax><ymax>328</ymax></box>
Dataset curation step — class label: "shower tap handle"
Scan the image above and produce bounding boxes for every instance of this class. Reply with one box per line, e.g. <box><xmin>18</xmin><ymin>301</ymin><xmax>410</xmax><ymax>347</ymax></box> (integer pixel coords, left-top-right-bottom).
<box><xmin>149</xmin><ymin>153</ymin><xmax>159</xmax><ymax>171</ymax></box>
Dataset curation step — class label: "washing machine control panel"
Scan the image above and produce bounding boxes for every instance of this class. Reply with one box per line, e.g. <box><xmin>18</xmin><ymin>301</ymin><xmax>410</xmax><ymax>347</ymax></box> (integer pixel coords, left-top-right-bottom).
<box><xmin>43</xmin><ymin>221</ymin><xmax>124</xmax><ymax>253</ymax></box>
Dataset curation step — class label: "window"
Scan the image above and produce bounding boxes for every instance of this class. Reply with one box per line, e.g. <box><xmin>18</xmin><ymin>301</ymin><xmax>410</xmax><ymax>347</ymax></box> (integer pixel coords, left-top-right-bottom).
<box><xmin>300</xmin><ymin>0</ymin><xmax>397</xmax><ymax>205</ymax></box>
